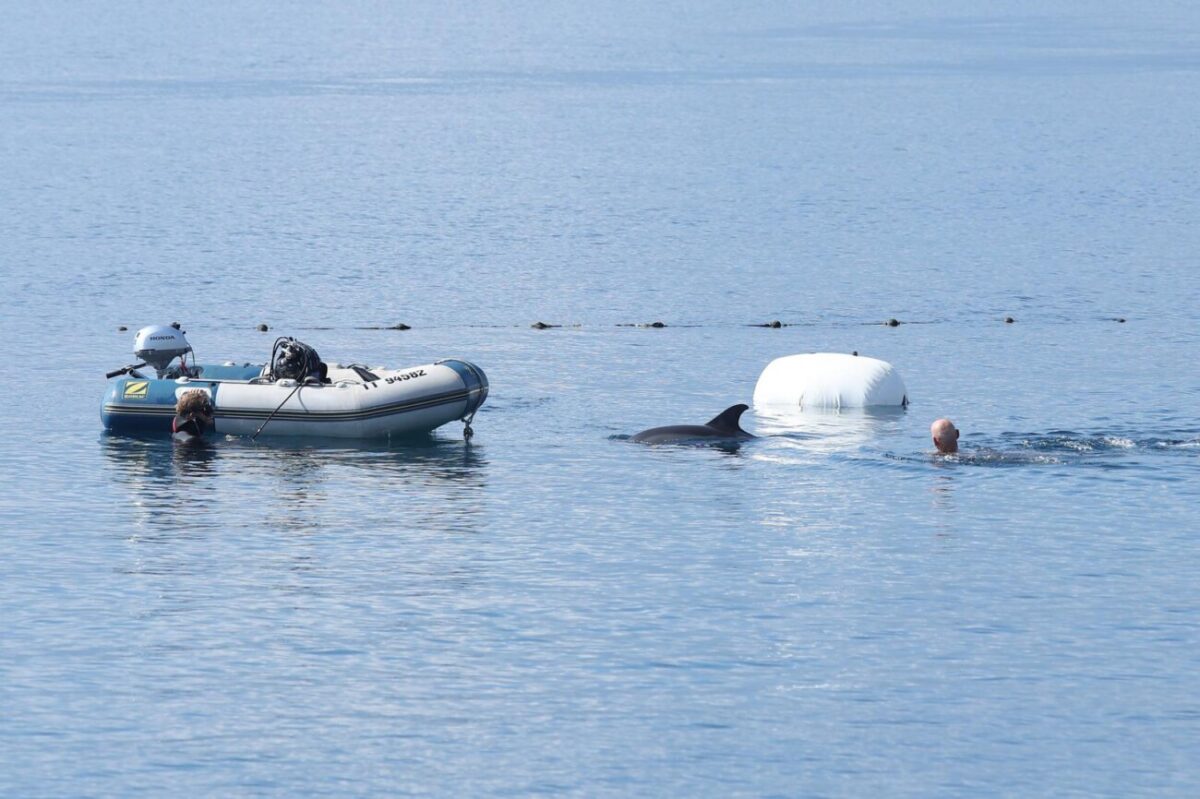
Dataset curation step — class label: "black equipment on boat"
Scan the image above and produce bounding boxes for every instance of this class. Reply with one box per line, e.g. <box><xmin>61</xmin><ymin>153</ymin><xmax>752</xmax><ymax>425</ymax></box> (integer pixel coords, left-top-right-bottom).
<box><xmin>263</xmin><ymin>337</ymin><xmax>324</xmax><ymax>383</ymax></box>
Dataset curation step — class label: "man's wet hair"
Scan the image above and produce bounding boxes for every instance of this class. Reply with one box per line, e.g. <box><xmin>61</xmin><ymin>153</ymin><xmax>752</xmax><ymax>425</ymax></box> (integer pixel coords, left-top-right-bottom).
<box><xmin>176</xmin><ymin>390</ymin><xmax>213</xmax><ymax>416</ymax></box>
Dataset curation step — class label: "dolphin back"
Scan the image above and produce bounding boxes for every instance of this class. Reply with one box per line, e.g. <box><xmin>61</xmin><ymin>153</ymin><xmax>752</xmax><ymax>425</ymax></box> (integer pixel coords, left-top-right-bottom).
<box><xmin>705</xmin><ymin>404</ymin><xmax>752</xmax><ymax>437</ymax></box>
<box><xmin>631</xmin><ymin>424</ymin><xmax>721</xmax><ymax>444</ymax></box>
<box><xmin>631</xmin><ymin>404</ymin><xmax>753</xmax><ymax>444</ymax></box>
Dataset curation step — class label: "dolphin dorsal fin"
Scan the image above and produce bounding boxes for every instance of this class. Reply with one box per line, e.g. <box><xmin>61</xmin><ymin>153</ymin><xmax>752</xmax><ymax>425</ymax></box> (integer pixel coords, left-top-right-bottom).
<box><xmin>706</xmin><ymin>404</ymin><xmax>749</xmax><ymax>434</ymax></box>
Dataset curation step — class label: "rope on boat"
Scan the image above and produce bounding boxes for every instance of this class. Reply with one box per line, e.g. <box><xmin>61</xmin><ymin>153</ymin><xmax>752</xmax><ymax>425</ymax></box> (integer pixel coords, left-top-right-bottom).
<box><xmin>251</xmin><ymin>382</ymin><xmax>304</xmax><ymax>441</ymax></box>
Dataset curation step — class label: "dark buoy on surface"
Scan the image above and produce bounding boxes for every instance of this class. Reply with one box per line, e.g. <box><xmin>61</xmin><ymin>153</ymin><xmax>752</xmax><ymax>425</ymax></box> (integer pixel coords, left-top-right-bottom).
<box><xmin>117</xmin><ymin>325</ymin><xmax>127</xmax><ymax>332</ymax></box>
<box><xmin>767</xmin><ymin>320</ymin><xmax>782</xmax><ymax>328</ymax></box>
<box><xmin>1115</xmin><ymin>317</ymin><xmax>1126</xmax><ymax>323</ymax></box>
<box><xmin>885</xmin><ymin>318</ymin><xmax>901</xmax><ymax>327</ymax></box>
<box><xmin>1005</xmin><ymin>316</ymin><xmax>1015</xmax><ymax>324</ymax></box>
<box><xmin>389</xmin><ymin>323</ymin><xmax>411</xmax><ymax>331</ymax></box>
<box><xmin>257</xmin><ymin>323</ymin><xmax>269</xmax><ymax>332</ymax></box>
<box><xmin>645</xmin><ymin>321</ymin><xmax>666</xmax><ymax>328</ymax></box>
<box><xmin>531</xmin><ymin>321</ymin><xmax>559</xmax><ymax>329</ymax></box>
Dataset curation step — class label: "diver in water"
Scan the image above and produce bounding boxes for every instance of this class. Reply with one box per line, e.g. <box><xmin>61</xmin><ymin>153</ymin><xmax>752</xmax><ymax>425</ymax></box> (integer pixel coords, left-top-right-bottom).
<box><xmin>931</xmin><ymin>418</ymin><xmax>960</xmax><ymax>454</ymax></box>
<box><xmin>173</xmin><ymin>390</ymin><xmax>214</xmax><ymax>443</ymax></box>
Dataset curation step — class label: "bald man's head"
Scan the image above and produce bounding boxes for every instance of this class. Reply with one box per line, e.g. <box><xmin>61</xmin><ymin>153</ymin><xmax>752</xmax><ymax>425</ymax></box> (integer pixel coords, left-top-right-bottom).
<box><xmin>931</xmin><ymin>418</ymin><xmax>959</xmax><ymax>454</ymax></box>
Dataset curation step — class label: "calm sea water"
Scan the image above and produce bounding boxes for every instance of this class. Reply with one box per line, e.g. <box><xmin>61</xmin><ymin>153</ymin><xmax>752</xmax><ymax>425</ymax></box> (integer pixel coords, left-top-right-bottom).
<box><xmin>2</xmin><ymin>2</ymin><xmax>1199</xmax><ymax>796</ymax></box>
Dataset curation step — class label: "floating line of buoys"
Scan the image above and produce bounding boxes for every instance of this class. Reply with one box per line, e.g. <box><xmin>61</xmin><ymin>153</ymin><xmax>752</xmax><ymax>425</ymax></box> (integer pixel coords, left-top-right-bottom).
<box><xmin>115</xmin><ymin>316</ymin><xmax>1132</xmax><ymax>333</ymax></box>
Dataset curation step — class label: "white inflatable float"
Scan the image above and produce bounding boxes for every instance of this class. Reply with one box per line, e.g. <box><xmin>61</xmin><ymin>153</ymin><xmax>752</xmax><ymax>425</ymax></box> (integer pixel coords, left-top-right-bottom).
<box><xmin>753</xmin><ymin>353</ymin><xmax>907</xmax><ymax>410</ymax></box>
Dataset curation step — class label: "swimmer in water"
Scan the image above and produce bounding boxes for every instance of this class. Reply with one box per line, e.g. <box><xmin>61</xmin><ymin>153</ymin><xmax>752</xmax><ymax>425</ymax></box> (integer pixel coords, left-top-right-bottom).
<box><xmin>173</xmin><ymin>390</ymin><xmax>214</xmax><ymax>442</ymax></box>
<box><xmin>931</xmin><ymin>418</ymin><xmax>960</xmax><ymax>454</ymax></box>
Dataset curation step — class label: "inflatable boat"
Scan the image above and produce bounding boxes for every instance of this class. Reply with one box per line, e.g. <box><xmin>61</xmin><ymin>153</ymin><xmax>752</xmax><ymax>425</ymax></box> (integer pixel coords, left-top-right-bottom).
<box><xmin>102</xmin><ymin>326</ymin><xmax>488</xmax><ymax>440</ymax></box>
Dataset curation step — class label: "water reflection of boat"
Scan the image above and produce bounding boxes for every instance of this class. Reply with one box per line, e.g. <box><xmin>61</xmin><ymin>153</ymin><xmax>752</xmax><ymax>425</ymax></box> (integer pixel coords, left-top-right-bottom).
<box><xmin>102</xmin><ymin>433</ymin><xmax>492</xmax><ymax>561</ymax></box>
<box><xmin>102</xmin><ymin>432</ymin><xmax>489</xmax><ymax>487</ymax></box>
<box><xmin>99</xmin><ymin>434</ymin><xmax>492</xmax><ymax>596</ymax></box>
<box><xmin>101</xmin><ymin>433</ymin><xmax>490</xmax><ymax>537</ymax></box>
<box><xmin>102</xmin><ymin>433</ymin><xmax>218</xmax><ymax>484</ymax></box>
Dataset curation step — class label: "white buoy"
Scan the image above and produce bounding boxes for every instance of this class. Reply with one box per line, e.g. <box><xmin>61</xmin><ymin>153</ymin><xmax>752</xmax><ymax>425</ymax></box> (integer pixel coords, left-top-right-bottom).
<box><xmin>753</xmin><ymin>353</ymin><xmax>908</xmax><ymax>410</ymax></box>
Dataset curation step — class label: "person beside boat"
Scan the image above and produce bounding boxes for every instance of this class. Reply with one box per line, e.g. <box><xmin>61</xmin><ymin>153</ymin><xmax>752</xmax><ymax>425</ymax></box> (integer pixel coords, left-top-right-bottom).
<box><xmin>172</xmin><ymin>390</ymin><xmax>214</xmax><ymax>442</ymax></box>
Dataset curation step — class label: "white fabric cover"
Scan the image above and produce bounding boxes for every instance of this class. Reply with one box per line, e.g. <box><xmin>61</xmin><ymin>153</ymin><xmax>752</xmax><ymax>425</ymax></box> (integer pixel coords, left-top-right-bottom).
<box><xmin>753</xmin><ymin>353</ymin><xmax>907</xmax><ymax>409</ymax></box>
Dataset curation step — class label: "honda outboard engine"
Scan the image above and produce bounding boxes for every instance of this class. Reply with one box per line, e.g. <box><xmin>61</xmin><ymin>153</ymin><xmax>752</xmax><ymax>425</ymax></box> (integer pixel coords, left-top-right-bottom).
<box><xmin>133</xmin><ymin>324</ymin><xmax>193</xmax><ymax>378</ymax></box>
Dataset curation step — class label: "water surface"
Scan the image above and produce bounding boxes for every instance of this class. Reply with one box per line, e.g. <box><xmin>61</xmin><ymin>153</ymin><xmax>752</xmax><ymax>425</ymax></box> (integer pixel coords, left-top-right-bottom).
<box><xmin>2</xmin><ymin>2</ymin><xmax>1199</xmax><ymax>796</ymax></box>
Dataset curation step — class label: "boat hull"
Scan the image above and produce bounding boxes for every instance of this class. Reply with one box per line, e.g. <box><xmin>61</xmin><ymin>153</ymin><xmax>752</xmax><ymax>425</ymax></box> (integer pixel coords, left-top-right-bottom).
<box><xmin>102</xmin><ymin>359</ymin><xmax>488</xmax><ymax>439</ymax></box>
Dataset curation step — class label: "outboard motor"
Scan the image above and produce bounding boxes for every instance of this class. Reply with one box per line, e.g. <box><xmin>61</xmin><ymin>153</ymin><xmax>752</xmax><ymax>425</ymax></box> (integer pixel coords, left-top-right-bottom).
<box><xmin>133</xmin><ymin>324</ymin><xmax>193</xmax><ymax>378</ymax></box>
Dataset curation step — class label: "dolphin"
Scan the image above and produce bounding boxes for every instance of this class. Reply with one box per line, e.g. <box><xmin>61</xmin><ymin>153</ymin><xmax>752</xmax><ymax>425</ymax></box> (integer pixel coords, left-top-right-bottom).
<box><xmin>631</xmin><ymin>404</ymin><xmax>755</xmax><ymax>445</ymax></box>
